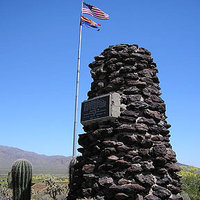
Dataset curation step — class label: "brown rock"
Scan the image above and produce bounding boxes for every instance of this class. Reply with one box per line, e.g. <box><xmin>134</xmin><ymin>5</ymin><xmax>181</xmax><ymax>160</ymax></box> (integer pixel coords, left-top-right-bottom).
<box><xmin>138</xmin><ymin>69</ymin><xmax>154</xmax><ymax>78</ymax></box>
<box><xmin>103</xmin><ymin>140</ymin><xmax>117</xmax><ymax>147</ymax></box>
<box><xmin>98</xmin><ymin>164</ymin><xmax>113</xmax><ymax>171</ymax></box>
<box><xmin>118</xmin><ymin>178</ymin><xmax>131</xmax><ymax>185</ymax></box>
<box><xmin>156</xmin><ymin>177</ymin><xmax>170</xmax><ymax>186</ymax></box>
<box><xmin>119</xmin><ymin>115</ymin><xmax>136</xmax><ymax>123</ymax></box>
<box><xmin>135</xmin><ymin>174</ymin><xmax>155</xmax><ymax>186</ymax></box>
<box><xmin>129</xmin><ymin>53</ymin><xmax>153</xmax><ymax>61</ymax></box>
<box><xmin>138</xmin><ymin>148</ymin><xmax>150</xmax><ymax>157</ymax></box>
<box><xmin>116</xmin><ymin>124</ymin><xmax>136</xmax><ymax>132</ymax></box>
<box><xmin>167</xmin><ymin>184</ymin><xmax>181</xmax><ymax>194</ymax></box>
<box><xmin>136</xmin><ymin>117</ymin><xmax>156</xmax><ymax>125</ymax></box>
<box><xmin>126</xmin><ymin>80</ymin><xmax>147</xmax><ymax>88</ymax></box>
<box><xmin>112</xmin><ymin>77</ymin><xmax>125</xmax><ymax>85</ymax></box>
<box><xmin>124</xmin><ymin>57</ymin><xmax>137</xmax><ymax>64</ymax></box>
<box><xmin>124</xmin><ymin>72</ymin><xmax>139</xmax><ymax>80</ymax></box>
<box><xmin>128</xmin><ymin>102</ymin><xmax>149</xmax><ymax>110</ymax></box>
<box><xmin>115</xmin><ymin>160</ymin><xmax>132</xmax><ymax>168</ymax></box>
<box><xmin>98</xmin><ymin>177</ymin><xmax>114</xmax><ymax>187</ymax></box>
<box><xmin>136</xmin><ymin>194</ymin><xmax>144</xmax><ymax>200</ymax></box>
<box><xmin>115</xmin><ymin>193</ymin><xmax>129</xmax><ymax>200</ymax></box>
<box><xmin>144</xmin><ymin>195</ymin><xmax>161</xmax><ymax>200</ymax></box>
<box><xmin>127</xmin><ymin>164</ymin><xmax>142</xmax><ymax>173</ymax></box>
<box><xmin>82</xmin><ymin>188</ymin><xmax>92</xmax><ymax>197</ymax></box>
<box><xmin>152</xmin><ymin>185</ymin><xmax>171</xmax><ymax>199</ymax></box>
<box><xmin>127</xmin><ymin>94</ymin><xmax>143</xmax><ymax>102</ymax></box>
<box><xmin>169</xmin><ymin>195</ymin><xmax>183</xmax><ymax>200</ymax></box>
<box><xmin>117</xmin><ymin>144</ymin><xmax>130</xmax><ymax>152</ymax></box>
<box><xmin>107</xmin><ymin>155</ymin><xmax>119</xmax><ymax>161</ymax></box>
<box><xmin>110</xmin><ymin>183</ymin><xmax>145</xmax><ymax>193</ymax></box>
<box><xmin>164</xmin><ymin>148</ymin><xmax>177</xmax><ymax>161</ymax></box>
<box><xmin>144</xmin><ymin>109</ymin><xmax>162</xmax><ymax>121</ymax></box>
<box><xmin>121</xmin><ymin>110</ymin><xmax>140</xmax><ymax>117</ymax></box>
<box><xmin>153</xmin><ymin>157</ymin><xmax>167</xmax><ymax>166</ymax></box>
<box><xmin>119</xmin><ymin>65</ymin><xmax>137</xmax><ymax>73</ymax></box>
<box><xmin>153</xmin><ymin>144</ymin><xmax>167</xmax><ymax>156</ymax></box>
<box><xmin>141</xmin><ymin>161</ymin><xmax>155</xmax><ymax>171</ymax></box>
<box><xmin>123</xmin><ymin>86</ymin><xmax>140</xmax><ymax>94</ymax></box>
<box><xmin>121</xmin><ymin>135</ymin><xmax>137</xmax><ymax>145</ymax></box>
<box><xmin>82</xmin><ymin>164</ymin><xmax>95</xmax><ymax>174</ymax></box>
<box><xmin>135</xmin><ymin>123</ymin><xmax>149</xmax><ymax>132</ymax></box>
<box><xmin>165</xmin><ymin>163</ymin><xmax>180</xmax><ymax>172</ymax></box>
<box><xmin>94</xmin><ymin>55</ymin><xmax>105</xmax><ymax>61</ymax></box>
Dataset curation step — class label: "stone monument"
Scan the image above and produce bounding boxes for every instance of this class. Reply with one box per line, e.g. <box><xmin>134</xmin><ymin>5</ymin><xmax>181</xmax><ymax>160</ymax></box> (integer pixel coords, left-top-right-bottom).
<box><xmin>67</xmin><ymin>44</ymin><xmax>182</xmax><ymax>200</ymax></box>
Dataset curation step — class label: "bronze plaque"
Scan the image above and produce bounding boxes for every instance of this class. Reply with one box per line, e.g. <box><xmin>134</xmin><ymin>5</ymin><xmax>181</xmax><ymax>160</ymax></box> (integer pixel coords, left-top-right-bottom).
<box><xmin>81</xmin><ymin>95</ymin><xmax>110</xmax><ymax>123</ymax></box>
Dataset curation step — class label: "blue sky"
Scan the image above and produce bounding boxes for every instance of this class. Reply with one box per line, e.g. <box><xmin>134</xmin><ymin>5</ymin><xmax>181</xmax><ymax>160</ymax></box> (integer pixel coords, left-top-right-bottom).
<box><xmin>0</xmin><ymin>0</ymin><xmax>200</xmax><ymax>167</ymax></box>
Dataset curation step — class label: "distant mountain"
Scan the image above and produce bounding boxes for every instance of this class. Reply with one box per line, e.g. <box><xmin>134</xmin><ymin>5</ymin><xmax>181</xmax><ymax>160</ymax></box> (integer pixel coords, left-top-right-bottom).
<box><xmin>1</xmin><ymin>145</ymin><xmax>199</xmax><ymax>176</ymax></box>
<box><xmin>0</xmin><ymin>145</ymin><xmax>72</xmax><ymax>175</ymax></box>
<box><xmin>177</xmin><ymin>162</ymin><xmax>200</xmax><ymax>171</ymax></box>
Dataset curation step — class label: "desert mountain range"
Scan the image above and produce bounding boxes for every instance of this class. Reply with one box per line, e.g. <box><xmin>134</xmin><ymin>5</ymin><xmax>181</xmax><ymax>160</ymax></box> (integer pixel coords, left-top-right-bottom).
<box><xmin>0</xmin><ymin>145</ymin><xmax>199</xmax><ymax>175</ymax></box>
<box><xmin>0</xmin><ymin>145</ymin><xmax>72</xmax><ymax>175</ymax></box>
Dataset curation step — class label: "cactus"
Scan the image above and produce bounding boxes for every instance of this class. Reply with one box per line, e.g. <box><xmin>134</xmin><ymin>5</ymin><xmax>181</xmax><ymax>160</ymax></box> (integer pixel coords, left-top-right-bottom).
<box><xmin>7</xmin><ymin>171</ymin><xmax>13</xmax><ymax>189</ymax></box>
<box><xmin>11</xmin><ymin>159</ymin><xmax>32</xmax><ymax>200</ymax></box>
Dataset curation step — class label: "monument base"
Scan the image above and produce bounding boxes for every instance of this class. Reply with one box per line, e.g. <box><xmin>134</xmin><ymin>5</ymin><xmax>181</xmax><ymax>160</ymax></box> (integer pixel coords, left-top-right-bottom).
<box><xmin>68</xmin><ymin>44</ymin><xmax>182</xmax><ymax>200</ymax></box>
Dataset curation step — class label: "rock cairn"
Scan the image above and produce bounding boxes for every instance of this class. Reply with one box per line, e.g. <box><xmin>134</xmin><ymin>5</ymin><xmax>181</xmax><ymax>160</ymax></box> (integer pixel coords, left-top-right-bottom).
<box><xmin>68</xmin><ymin>44</ymin><xmax>182</xmax><ymax>200</ymax></box>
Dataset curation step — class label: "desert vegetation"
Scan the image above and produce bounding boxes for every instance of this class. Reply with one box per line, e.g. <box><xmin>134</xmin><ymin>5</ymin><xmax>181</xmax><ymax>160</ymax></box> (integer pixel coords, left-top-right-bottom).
<box><xmin>0</xmin><ymin>174</ymin><xmax>95</xmax><ymax>200</ymax></box>
<box><xmin>178</xmin><ymin>166</ymin><xmax>200</xmax><ymax>200</ymax></box>
<box><xmin>0</xmin><ymin>165</ymin><xmax>199</xmax><ymax>200</ymax></box>
<box><xmin>0</xmin><ymin>174</ymin><xmax>69</xmax><ymax>200</ymax></box>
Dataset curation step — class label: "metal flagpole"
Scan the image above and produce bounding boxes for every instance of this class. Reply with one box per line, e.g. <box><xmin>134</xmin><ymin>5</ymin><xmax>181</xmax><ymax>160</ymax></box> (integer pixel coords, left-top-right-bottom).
<box><xmin>72</xmin><ymin>0</ymin><xmax>84</xmax><ymax>157</ymax></box>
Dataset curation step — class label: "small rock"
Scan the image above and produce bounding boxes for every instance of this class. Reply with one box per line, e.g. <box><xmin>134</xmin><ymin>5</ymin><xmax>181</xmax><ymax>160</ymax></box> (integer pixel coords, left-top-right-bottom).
<box><xmin>82</xmin><ymin>164</ymin><xmax>95</xmax><ymax>174</ymax></box>
<box><xmin>165</xmin><ymin>163</ymin><xmax>180</xmax><ymax>172</ymax></box>
<box><xmin>115</xmin><ymin>160</ymin><xmax>132</xmax><ymax>168</ymax></box>
<box><xmin>103</xmin><ymin>140</ymin><xmax>117</xmax><ymax>147</ymax></box>
<box><xmin>118</xmin><ymin>178</ymin><xmax>131</xmax><ymax>185</ymax></box>
<box><xmin>110</xmin><ymin>183</ymin><xmax>145</xmax><ymax>193</ymax></box>
<box><xmin>107</xmin><ymin>155</ymin><xmax>119</xmax><ymax>161</ymax></box>
<box><xmin>115</xmin><ymin>193</ymin><xmax>129</xmax><ymax>200</ymax></box>
<box><xmin>127</xmin><ymin>164</ymin><xmax>142</xmax><ymax>173</ymax></box>
<box><xmin>98</xmin><ymin>177</ymin><xmax>114</xmax><ymax>187</ymax></box>
<box><xmin>144</xmin><ymin>109</ymin><xmax>162</xmax><ymax>121</ymax></box>
<box><xmin>144</xmin><ymin>195</ymin><xmax>161</xmax><ymax>200</ymax></box>
<box><xmin>153</xmin><ymin>185</ymin><xmax>171</xmax><ymax>199</ymax></box>
<box><xmin>153</xmin><ymin>144</ymin><xmax>167</xmax><ymax>156</ymax></box>
<box><xmin>135</xmin><ymin>174</ymin><xmax>155</xmax><ymax>186</ymax></box>
<box><xmin>136</xmin><ymin>194</ymin><xmax>144</xmax><ymax>200</ymax></box>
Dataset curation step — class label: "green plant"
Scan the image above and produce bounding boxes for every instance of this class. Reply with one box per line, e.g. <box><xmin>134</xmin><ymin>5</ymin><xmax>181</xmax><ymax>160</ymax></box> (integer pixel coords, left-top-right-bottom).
<box><xmin>44</xmin><ymin>177</ymin><xmax>69</xmax><ymax>200</ymax></box>
<box><xmin>179</xmin><ymin>166</ymin><xmax>200</xmax><ymax>200</ymax></box>
<box><xmin>0</xmin><ymin>182</ymin><xmax>12</xmax><ymax>200</ymax></box>
<box><xmin>11</xmin><ymin>159</ymin><xmax>32</xmax><ymax>200</ymax></box>
<box><xmin>7</xmin><ymin>171</ymin><xmax>13</xmax><ymax>189</ymax></box>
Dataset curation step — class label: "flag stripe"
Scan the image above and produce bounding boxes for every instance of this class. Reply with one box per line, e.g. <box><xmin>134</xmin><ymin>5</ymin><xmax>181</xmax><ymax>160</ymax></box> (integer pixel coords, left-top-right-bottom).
<box><xmin>81</xmin><ymin>16</ymin><xmax>101</xmax><ymax>29</ymax></box>
<box><xmin>82</xmin><ymin>2</ymin><xmax>109</xmax><ymax>20</ymax></box>
<box><xmin>82</xmin><ymin>8</ymin><xmax>92</xmax><ymax>15</ymax></box>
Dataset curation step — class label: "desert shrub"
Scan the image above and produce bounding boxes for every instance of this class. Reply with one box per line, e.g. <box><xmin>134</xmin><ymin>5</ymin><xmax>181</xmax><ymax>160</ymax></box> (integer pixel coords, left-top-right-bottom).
<box><xmin>179</xmin><ymin>166</ymin><xmax>200</xmax><ymax>200</ymax></box>
<box><xmin>0</xmin><ymin>183</ymin><xmax>12</xmax><ymax>200</ymax></box>
<box><xmin>32</xmin><ymin>174</ymin><xmax>52</xmax><ymax>183</ymax></box>
<box><xmin>44</xmin><ymin>177</ymin><xmax>69</xmax><ymax>200</ymax></box>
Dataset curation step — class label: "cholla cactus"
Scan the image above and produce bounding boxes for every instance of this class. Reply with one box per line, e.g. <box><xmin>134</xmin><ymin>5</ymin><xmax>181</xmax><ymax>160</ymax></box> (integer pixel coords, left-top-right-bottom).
<box><xmin>44</xmin><ymin>177</ymin><xmax>69</xmax><ymax>199</ymax></box>
<box><xmin>11</xmin><ymin>159</ymin><xmax>32</xmax><ymax>200</ymax></box>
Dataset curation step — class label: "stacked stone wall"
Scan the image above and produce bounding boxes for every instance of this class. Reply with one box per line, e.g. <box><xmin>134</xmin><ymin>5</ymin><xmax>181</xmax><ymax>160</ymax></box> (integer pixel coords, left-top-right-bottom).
<box><xmin>67</xmin><ymin>44</ymin><xmax>182</xmax><ymax>200</ymax></box>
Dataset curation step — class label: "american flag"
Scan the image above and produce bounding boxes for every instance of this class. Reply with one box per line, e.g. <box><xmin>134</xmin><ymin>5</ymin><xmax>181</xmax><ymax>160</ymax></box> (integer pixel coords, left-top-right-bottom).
<box><xmin>82</xmin><ymin>2</ymin><xmax>109</xmax><ymax>20</ymax></box>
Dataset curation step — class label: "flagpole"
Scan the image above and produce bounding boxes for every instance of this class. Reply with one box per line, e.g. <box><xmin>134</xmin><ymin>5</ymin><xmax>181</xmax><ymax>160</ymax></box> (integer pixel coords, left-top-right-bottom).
<box><xmin>72</xmin><ymin>0</ymin><xmax>83</xmax><ymax>157</ymax></box>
